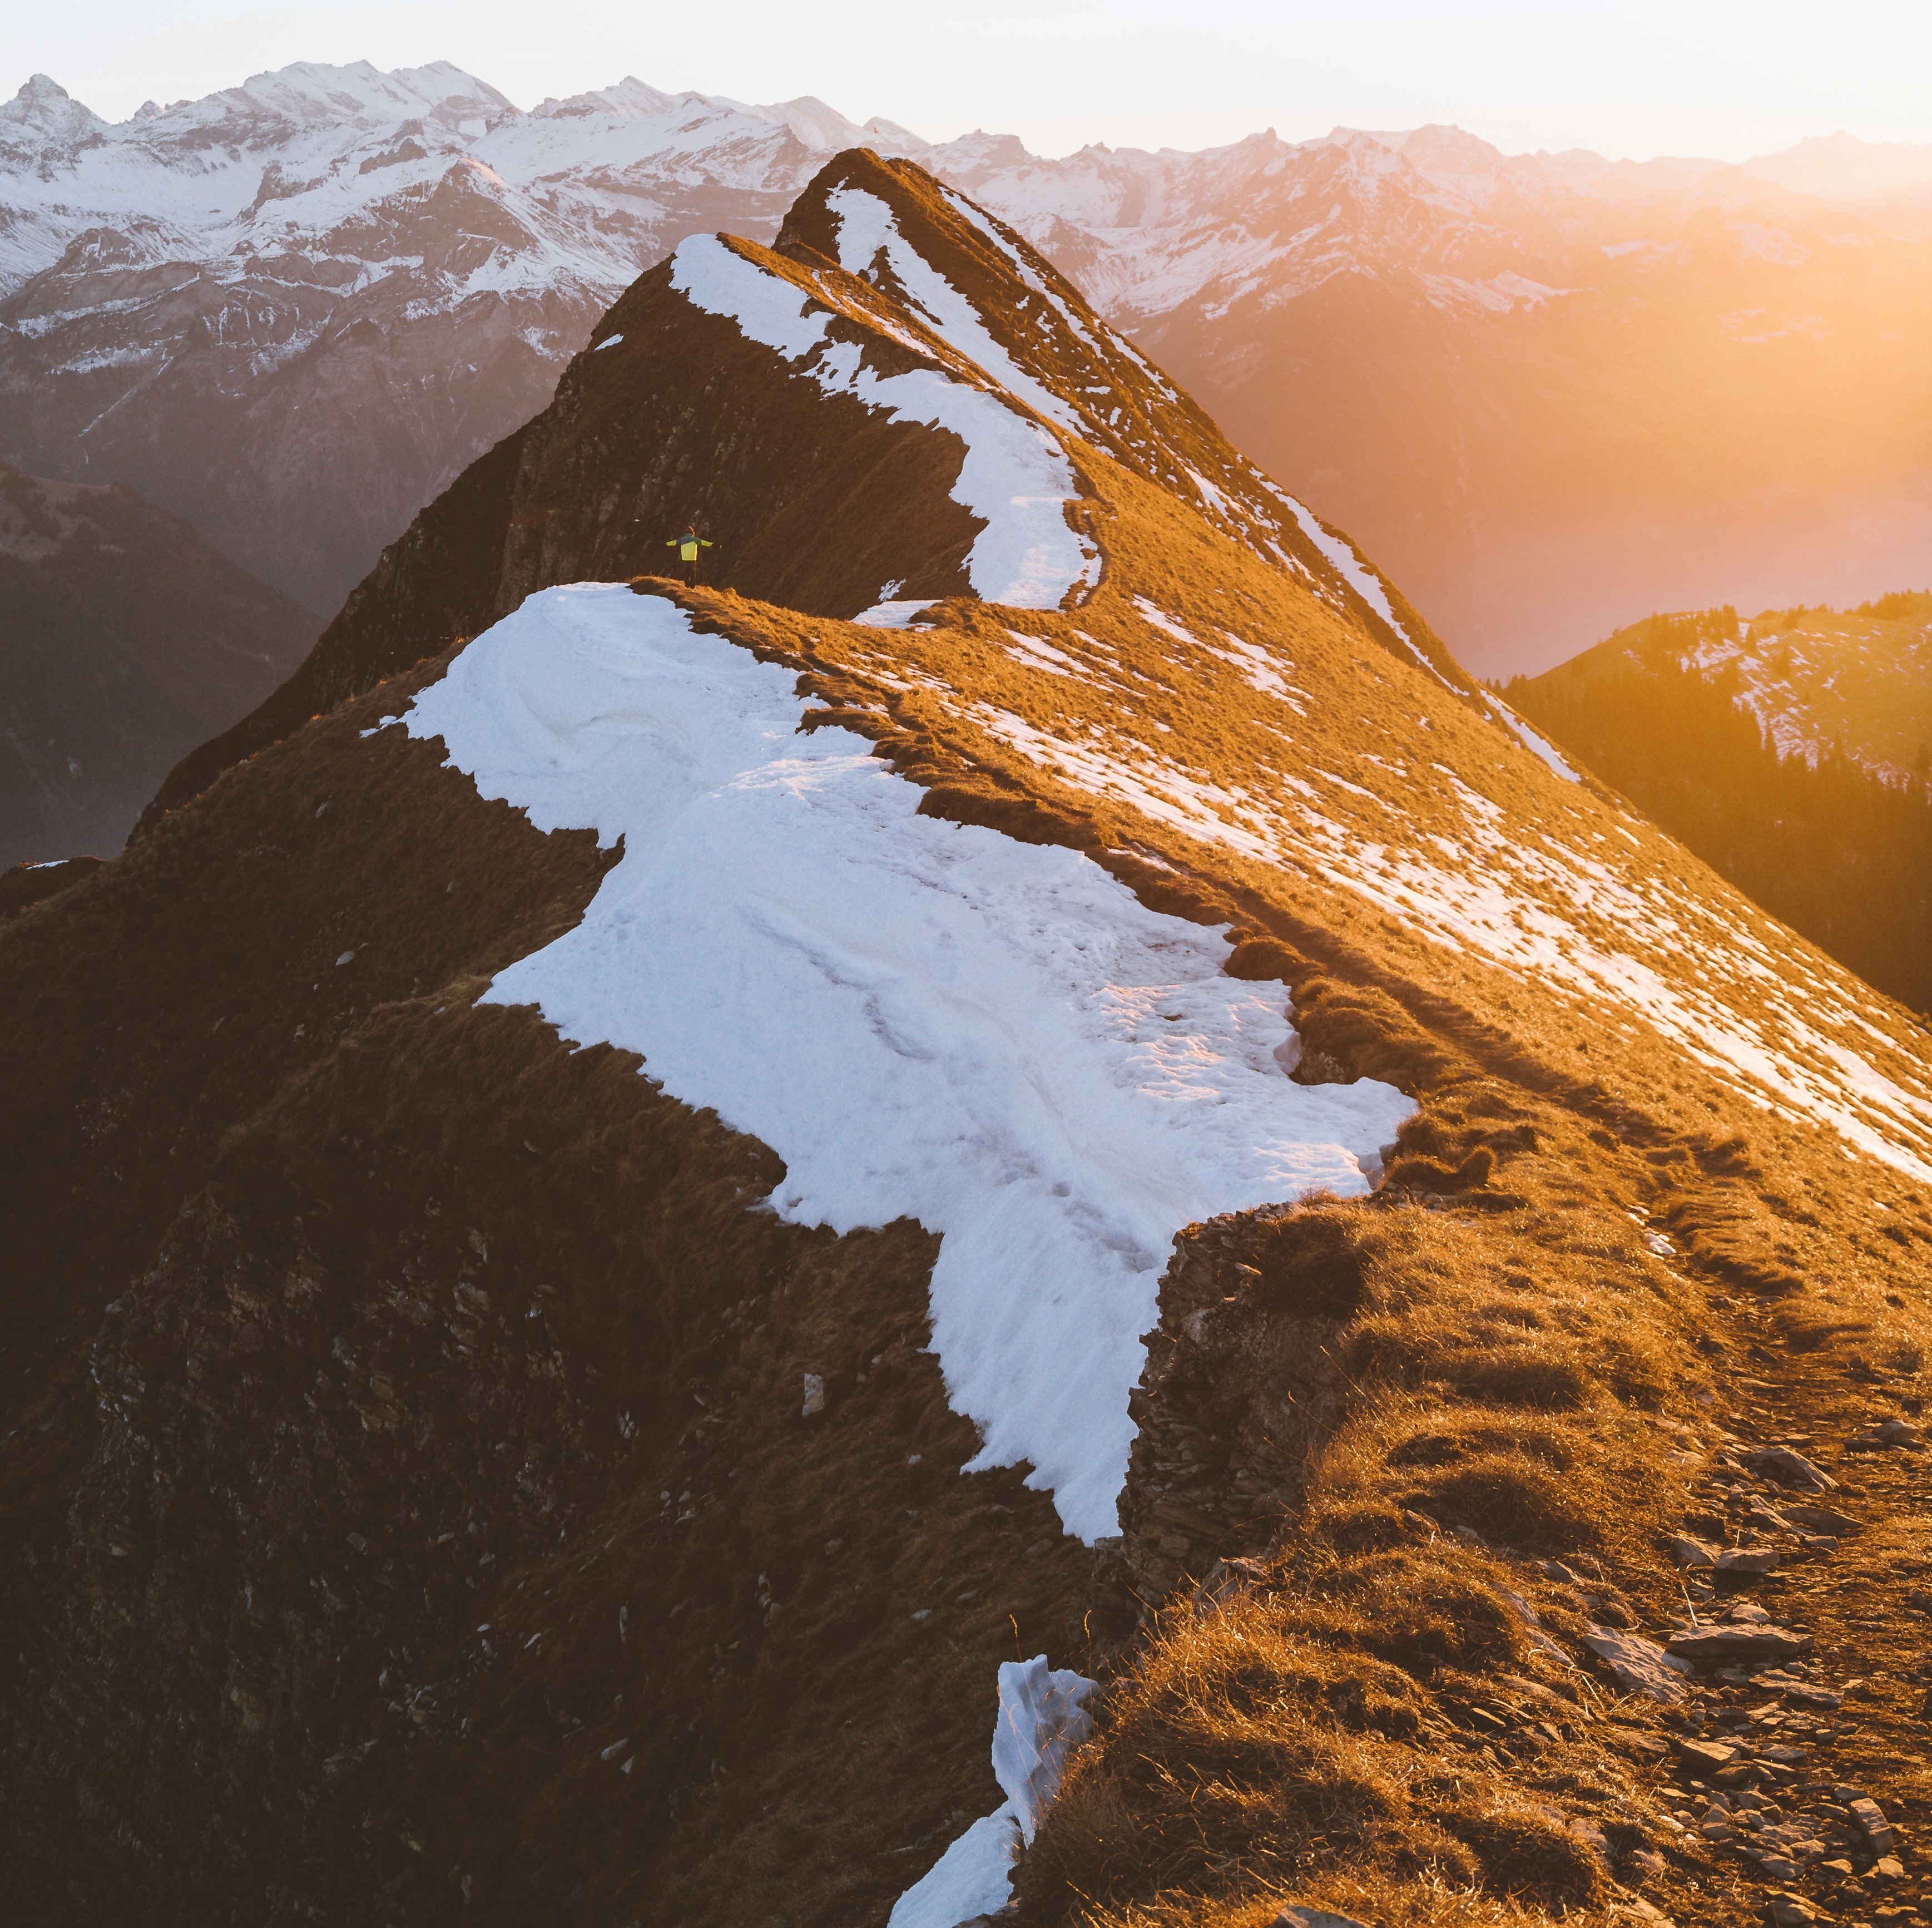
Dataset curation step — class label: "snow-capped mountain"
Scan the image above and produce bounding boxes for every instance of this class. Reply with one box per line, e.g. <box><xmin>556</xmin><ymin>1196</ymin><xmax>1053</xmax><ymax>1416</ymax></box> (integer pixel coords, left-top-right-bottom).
<box><xmin>6</xmin><ymin>144</ymin><xmax>1932</xmax><ymax>1928</ymax></box>
<box><xmin>3</xmin><ymin>61</ymin><xmax>1927</xmax><ymax>658</ymax></box>
<box><xmin>0</xmin><ymin>62</ymin><xmax>928</xmax><ymax>614</ymax></box>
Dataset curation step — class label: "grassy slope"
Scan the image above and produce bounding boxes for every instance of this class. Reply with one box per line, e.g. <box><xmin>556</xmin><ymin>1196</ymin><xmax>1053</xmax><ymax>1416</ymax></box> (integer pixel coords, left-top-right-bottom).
<box><xmin>0</xmin><ymin>658</ymin><xmax>1093</xmax><ymax>1927</ymax></box>
<box><xmin>625</xmin><ymin>448</ymin><xmax>1932</xmax><ymax>1924</ymax></box>
<box><xmin>6</xmin><ymin>153</ymin><xmax>1932</xmax><ymax>1928</ymax></box>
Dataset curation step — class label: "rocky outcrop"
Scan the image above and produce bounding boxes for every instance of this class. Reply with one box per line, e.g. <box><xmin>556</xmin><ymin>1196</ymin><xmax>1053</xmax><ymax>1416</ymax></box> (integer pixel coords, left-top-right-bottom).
<box><xmin>1121</xmin><ymin>1209</ymin><xmax>1361</xmax><ymax>1604</ymax></box>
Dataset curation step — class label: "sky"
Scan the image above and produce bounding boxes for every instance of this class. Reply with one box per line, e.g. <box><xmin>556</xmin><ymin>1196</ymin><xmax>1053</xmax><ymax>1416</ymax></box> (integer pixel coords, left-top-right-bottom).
<box><xmin>8</xmin><ymin>0</ymin><xmax>1930</xmax><ymax>161</ymax></box>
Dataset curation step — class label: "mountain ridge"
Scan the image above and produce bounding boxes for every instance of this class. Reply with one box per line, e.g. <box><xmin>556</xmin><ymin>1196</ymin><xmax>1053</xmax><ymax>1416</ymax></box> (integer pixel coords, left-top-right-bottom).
<box><xmin>5</xmin><ymin>136</ymin><xmax>1932</xmax><ymax>1928</ymax></box>
<box><xmin>133</xmin><ymin>147</ymin><xmax>1478</xmax><ymax>833</ymax></box>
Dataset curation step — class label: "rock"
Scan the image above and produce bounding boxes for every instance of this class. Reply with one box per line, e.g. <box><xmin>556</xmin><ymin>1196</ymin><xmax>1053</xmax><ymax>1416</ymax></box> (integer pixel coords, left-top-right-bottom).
<box><xmin>1608</xmin><ymin>1889</ymin><xmax>1675</xmax><ymax>1924</ymax></box>
<box><xmin>1766</xmin><ymin>1895</ymin><xmax>1819</xmax><ymax>1925</ymax></box>
<box><xmin>1679</xmin><ymin>1738</ymin><xmax>1740</xmax><ymax>1774</ymax></box>
<box><xmin>1743</xmin><ymin>1446</ymin><xmax>1836</xmax><ymax>1491</ymax></box>
<box><xmin>1784</xmin><ymin>1683</ymin><xmax>1843</xmax><ymax>1710</ymax></box>
<box><xmin>1850</xmin><ymin>1797</ymin><xmax>1897</xmax><ymax>1856</ymax></box>
<box><xmin>1618</xmin><ymin>1728</ymin><xmax>1671</xmax><ymax>1760</ymax></box>
<box><xmin>1272</xmin><ymin>1909</ymin><xmax>1373</xmax><ymax>1928</ymax></box>
<box><xmin>1879</xmin><ymin>1417</ymin><xmax>1924</xmax><ymax>1447</ymax></box>
<box><xmin>1569</xmin><ymin>1816</ymin><xmax>1611</xmax><ymax>1857</ymax></box>
<box><xmin>1583</xmin><ymin>1627</ymin><xmax>1693</xmax><ymax>1702</ymax></box>
<box><xmin>1759</xmin><ymin>1854</ymin><xmax>1799</xmax><ymax>1881</ymax></box>
<box><xmin>1667</xmin><ymin>1624</ymin><xmax>1812</xmax><ymax>1664</ymax></box>
<box><xmin>1192</xmin><ymin>1555</ymin><xmax>1270</xmax><ymax>1611</ymax></box>
<box><xmin>1780</xmin><ymin>1503</ymin><xmax>1859</xmax><ymax>1536</ymax></box>
<box><xmin>1718</xmin><ymin>1548</ymin><xmax>1781</xmax><ymax>1576</ymax></box>
<box><xmin>1870</xmin><ymin>1855</ymin><xmax>1906</xmax><ymax>1882</ymax></box>
<box><xmin>1668</xmin><ymin>1534</ymin><xmax>1720</xmax><ymax>1569</ymax></box>
<box><xmin>800</xmin><ymin>1372</ymin><xmax>826</xmax><ymax>1418</ymax></box>
<box><xmin>1499</xmin><ymin>1587</ymin><xmax>1578</xmax><ymax>1668</ymax></box>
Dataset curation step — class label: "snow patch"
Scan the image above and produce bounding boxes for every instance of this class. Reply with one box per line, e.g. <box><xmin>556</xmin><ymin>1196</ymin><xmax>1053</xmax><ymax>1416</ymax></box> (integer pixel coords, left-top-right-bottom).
<box><xmin>1479</xmin><ymin>691</ymin><xmax>1582</xmax><ymax>783</ymax></box>
<box><xmin>669</xmin><ymin>234</ymin><xmax>1098</xmax><ymax>610</ymax></box>
<box><xmin>889</xmin><ymin>1653</ymin><xmax>1097</xmax><ymax>1927</ymax></box>
<box><xmin>886</xmin><ymin>1806</ymin><xmax>1019</xmax><ymax>1927</ymax></box>
<box><xmin>994</xmin><ymin>1654</ymin><xmax>1098</xmax><ymax>1843</ymax></box>
<box><xmin>404</xmin><ymin>586</ymin><xmax>1413</xmax><ymax>1539</ymax></box>
<box><xmin>853</xmin><ymin>600</ymin><xmax>939</xmax><ymax>629</ymax></box>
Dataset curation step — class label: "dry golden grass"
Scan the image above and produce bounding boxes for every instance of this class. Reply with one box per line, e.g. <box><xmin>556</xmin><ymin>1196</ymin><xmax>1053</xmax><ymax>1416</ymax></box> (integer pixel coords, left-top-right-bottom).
<box><xmin>990</xmin><ymin>1081</ymin><xmax>1705</xmax><ymax>1921</ymax></box>
<box><xmin>18</xmin><ymin>149</ymin><xmax>1932</xmax><ymax>1927</ymax></box>
<box><xmin>659</xmin><ymin>478</ymin><xmax>1932</xmax><ymax>1927</ymax></box>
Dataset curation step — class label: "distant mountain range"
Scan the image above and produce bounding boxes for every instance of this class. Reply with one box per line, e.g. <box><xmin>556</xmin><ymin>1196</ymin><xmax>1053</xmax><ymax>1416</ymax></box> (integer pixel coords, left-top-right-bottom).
<box><xmin>1509</xmin><ymin>590</ymin><xmax>1932</xmax><ymax>1012</ymax></box>
<box><xmin>0</xmin><ymin>461</ymin><xmax>315</xmax><ymax>864</ymax></box>
<box><xmin>3</xmin><ymin>62</ymin><xmax>1928</xmax><ymax>669</ymax></box>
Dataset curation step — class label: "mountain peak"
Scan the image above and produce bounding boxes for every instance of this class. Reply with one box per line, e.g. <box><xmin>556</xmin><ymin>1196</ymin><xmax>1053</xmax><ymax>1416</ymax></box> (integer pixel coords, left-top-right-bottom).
<box><xmin>531</xmin><ymin>75</ymin><xmax>685</xmax><ymax>120</ymax></box>
<box><xmin>0</xmin><ymin>72</ymin><xmax>103</xmax><ymax>146</ymax></box>
<box><xmin>10</xmin><ymin>133</ymin><xmax>1932</xmax><ymax>1928</ymax></box>
<box><xmin>1742</xmin><ymin>127</ymin><xmax>1932</xmax><ymax>205</ymax></box>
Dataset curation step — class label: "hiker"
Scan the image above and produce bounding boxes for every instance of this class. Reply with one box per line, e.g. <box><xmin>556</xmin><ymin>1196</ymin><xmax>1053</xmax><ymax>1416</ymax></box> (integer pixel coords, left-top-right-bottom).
<box><xmin>667</xmin><ymin>526</ymin><xmax>713</xmax><ymax>587</ymax></box>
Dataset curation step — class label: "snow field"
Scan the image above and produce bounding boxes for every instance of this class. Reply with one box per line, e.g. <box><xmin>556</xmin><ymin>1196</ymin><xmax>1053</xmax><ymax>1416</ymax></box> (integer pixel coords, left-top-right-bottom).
<box><xmin>403</xmin><ymin>586</ymin><xmax>1413</xmax><ymax>1539</ymax></box>
<box><xmin>955</xmin><ymin>689</ymin><xmax>1932</xmax><ymax>1183</ymax></box>
<box><xmin>668</xmin><ymin>232</ymin><xmax>1099</xmax><ymax>611</ymax></box>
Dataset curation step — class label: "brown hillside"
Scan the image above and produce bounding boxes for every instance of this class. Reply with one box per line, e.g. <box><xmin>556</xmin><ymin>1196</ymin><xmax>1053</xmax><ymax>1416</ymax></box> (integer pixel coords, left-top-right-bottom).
<box><xmin>6</xmin><ymin>153</ymin><xmax>1932</xmax><ymax>1928</ymax></box>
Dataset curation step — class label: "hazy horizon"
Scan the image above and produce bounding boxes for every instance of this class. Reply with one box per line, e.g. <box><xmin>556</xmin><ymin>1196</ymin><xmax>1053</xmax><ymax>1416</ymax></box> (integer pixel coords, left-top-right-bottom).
<box><xmin>10</xmin><ymin>0</ymin><xmax>1930</xmax><ymax>165</ymax></box>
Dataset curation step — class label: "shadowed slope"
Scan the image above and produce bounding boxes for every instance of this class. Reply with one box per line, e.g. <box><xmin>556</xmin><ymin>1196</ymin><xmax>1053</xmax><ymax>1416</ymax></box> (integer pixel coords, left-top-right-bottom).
<box><xmin>0</xmin><ymin>463</ymin><xmax>315</xmax><ymax>863</ymax></box>
<box><xmin>1509</xmin><ymin>597</ymin><xmax>1932</xmax><ymax>1011</ymax></box>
